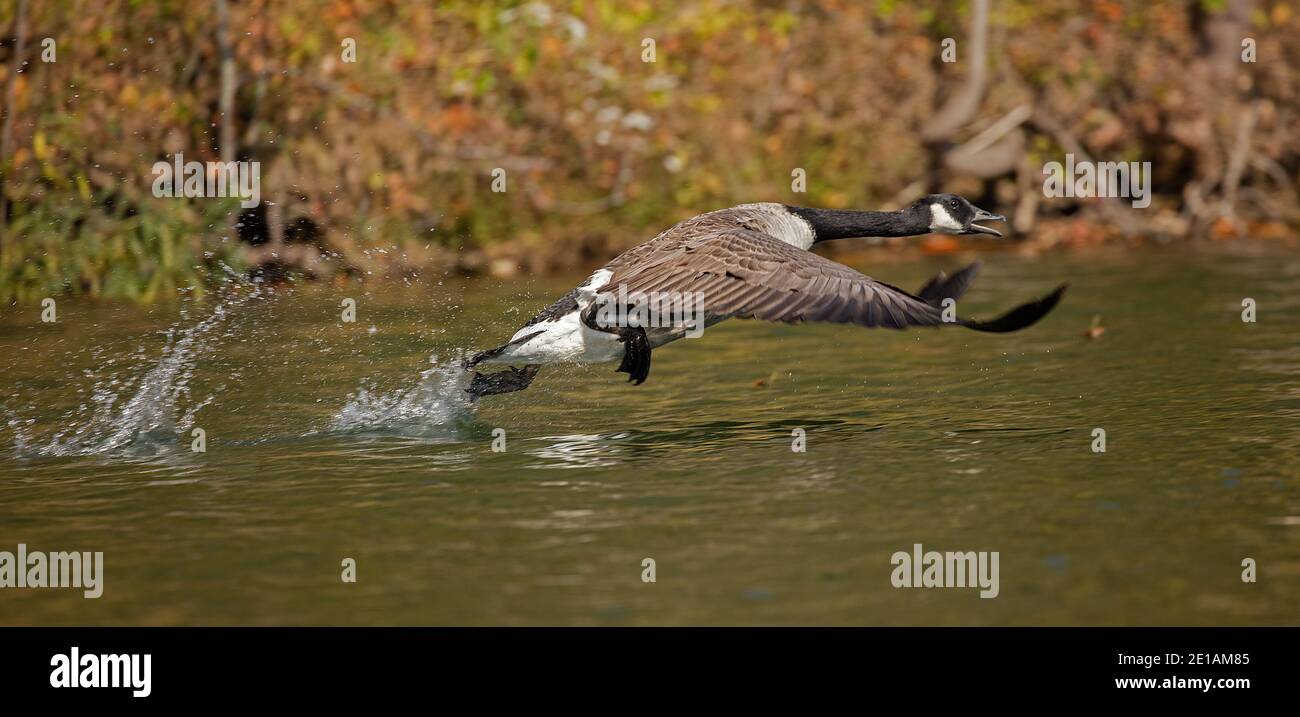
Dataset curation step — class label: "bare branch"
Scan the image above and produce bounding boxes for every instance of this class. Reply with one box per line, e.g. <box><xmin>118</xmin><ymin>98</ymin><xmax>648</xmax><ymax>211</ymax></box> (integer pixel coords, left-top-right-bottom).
<box><xmin>921</xmin><ymin>0</ymin><xmax>990</xmax><ymax>143</ymax></box>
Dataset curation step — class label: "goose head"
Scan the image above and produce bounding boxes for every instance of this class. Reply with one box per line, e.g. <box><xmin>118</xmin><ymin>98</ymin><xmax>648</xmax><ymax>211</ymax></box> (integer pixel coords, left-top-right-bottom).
<box><xmin>916</xmin><ymin>194</ymin><xmax>1005</xmax><ymax>237</ymax></box>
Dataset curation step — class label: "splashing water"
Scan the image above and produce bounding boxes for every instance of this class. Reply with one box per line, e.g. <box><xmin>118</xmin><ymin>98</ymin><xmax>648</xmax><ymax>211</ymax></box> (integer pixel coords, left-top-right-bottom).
<box><xmin>331</xmin><ymin>350</ymin><xmax>481</xmax><ymax>438</ymax></box>
<box><xmin>331</xmin><ymin>351</ymin><xmax>478</xmax><ymax>437</ymax></box>
<box><xmin>4</xmin><ymin>265</ymin><xmax>488</xmax><ymax>455</ymax></box>
<box><xmin>7</xmin><ymin>283</ymin><xmax>265</xmax><ymax>458</ymax></box>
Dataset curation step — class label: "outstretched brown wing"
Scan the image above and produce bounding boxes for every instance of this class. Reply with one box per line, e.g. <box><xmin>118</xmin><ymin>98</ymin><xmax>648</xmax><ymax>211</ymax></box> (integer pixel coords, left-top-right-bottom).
<box><xmin>597</xmin><ymin>228</ymin><xmax>949</xmax><ymax>329</ymax></box>
<box><xmin>596</xmin><ymin>227</ymin><xmax>1066</xmax><ymax>332</ymax></box>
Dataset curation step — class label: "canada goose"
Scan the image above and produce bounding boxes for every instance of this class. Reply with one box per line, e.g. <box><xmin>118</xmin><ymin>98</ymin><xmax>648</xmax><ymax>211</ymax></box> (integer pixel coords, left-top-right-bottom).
<box><xmin>466</xmin><ymin>194</ymin><xmax>1066</xmax><ymax>398</ymax></box>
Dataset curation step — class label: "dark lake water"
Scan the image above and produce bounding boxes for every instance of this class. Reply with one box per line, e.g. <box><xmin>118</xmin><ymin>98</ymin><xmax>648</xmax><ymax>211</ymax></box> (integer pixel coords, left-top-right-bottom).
<box><xmin>2</xmin><ymin>245</ymin><xmax>1298</xmax><ymax>625</ymax></box>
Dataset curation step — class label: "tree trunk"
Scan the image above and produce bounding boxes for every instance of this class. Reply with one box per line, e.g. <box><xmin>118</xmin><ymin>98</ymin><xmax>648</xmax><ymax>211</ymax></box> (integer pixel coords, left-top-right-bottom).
<box><xmin>216</xmin><ymin>0</ymin><xmax>236</xmax><ymax>164</ymax></box>
<box><xmin>0</xmin><ymin>0</ymin><xmax>31</xmax><ymax>266</ymax></box>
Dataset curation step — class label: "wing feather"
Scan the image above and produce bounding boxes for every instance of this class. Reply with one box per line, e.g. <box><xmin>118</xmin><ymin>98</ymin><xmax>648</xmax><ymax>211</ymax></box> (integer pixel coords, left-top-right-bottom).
<box><xmin>596</xmin><ymin>227</ymin><xmax>947</xmax><ymax>330</ymax></box>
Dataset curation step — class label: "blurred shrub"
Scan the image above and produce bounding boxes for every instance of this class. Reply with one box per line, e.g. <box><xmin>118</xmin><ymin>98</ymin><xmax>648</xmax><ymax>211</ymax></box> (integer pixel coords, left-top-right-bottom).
<box><xmin>1</xmin><ymin>0</ymin><xmax>1297</xmax><ymax>302</ymax></box>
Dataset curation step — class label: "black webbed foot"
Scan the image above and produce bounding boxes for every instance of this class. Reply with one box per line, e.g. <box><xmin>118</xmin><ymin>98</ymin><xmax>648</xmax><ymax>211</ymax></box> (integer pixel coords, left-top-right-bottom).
<box><xmin>466</xmin><ymin>365</ymin><xmax>541</xmax><ymax>399</ymax></box>
<box><xmin>616</xmin><ymin>327</ymin><xmax>651</xmax><ymax>385</ymax></box>
<box><xmin>581</xmin><ymin>300</ymin><xmax>651</xmax><ymax>386</ymax></box>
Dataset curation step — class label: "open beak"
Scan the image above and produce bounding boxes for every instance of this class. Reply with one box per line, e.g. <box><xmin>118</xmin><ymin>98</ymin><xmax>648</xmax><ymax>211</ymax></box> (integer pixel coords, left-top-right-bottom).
<box><xmin>964</xmin><ymin>207</ymin><xmax>1006</xmax><ymax>237</ymax></box>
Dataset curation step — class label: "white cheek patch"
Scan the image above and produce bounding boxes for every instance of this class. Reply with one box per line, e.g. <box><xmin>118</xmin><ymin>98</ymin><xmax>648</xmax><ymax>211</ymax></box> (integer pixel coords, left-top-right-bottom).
<box><xmin>929</xmin><ymin>204</ymin><xmax>965</xmax><ymax>234</ymax></box>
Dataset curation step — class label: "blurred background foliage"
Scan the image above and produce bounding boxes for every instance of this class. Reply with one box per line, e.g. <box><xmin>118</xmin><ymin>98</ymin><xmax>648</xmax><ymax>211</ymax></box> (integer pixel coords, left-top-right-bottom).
<box><xmin>1</xmin><ymin>0</ymin><xmax>1297</xmax><ymax>303</ymax></box>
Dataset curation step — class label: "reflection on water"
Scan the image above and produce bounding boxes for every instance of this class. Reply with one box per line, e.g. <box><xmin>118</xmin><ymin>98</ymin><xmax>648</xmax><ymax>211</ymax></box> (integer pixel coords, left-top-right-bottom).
<box><xmin>526</xmin><ymin>434</ymin><xmax>623</xmax><ymax>470</ymax></box>
<box><xmin>1</xmin><ymin>246</ymin><xmax>1298</xmax><ymax>626</ymax></box>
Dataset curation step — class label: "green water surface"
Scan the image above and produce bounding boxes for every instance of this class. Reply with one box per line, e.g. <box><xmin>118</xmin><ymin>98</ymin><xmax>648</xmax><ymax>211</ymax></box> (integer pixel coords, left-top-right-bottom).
<box><xmin>1</xmin><ymin>245</ymin><xmax>1297</xmax><ymax>625</ymax></box>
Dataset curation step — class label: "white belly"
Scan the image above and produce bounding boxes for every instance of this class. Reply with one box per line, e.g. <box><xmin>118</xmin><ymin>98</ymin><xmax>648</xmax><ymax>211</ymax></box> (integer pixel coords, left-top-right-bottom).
<box><xmin>485</xmin><ymin>310</ymin><xmax>625</xmax><ymax>365</ymax></box>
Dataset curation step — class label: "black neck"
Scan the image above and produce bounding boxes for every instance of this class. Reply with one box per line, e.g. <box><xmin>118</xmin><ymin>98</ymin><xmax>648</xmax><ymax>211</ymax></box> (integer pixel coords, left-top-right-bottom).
<box><xmin>785</xmin><ymin>205</ymin><xmax>928</xmax><ymax>242</ymax></box>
